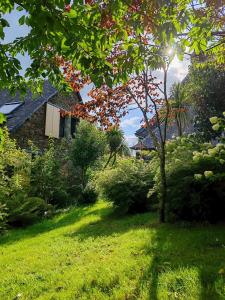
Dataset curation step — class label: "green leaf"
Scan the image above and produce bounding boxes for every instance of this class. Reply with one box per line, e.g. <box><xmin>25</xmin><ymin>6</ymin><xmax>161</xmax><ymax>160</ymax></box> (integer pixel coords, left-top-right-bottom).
<box><xmin>67</xmin><ymin>9</ymin><xmax>77</xmax><ymax>19</ymax></box>
<box><xmin>61</xmin><ymin>37</ymin><xmax>70</xmax><ymax>51</ymax></box>
<box><xmin>16</xmin><ymin>6</ymin><xmax>24</xmax><ymax>12</ymax></box>
<box><xmin>0</xmin><ymin>19</ymin><xmax>9</xmax><ymax>27</ymax></box>
<box><xmin>0</xmin><ymin>113</ymin><xmax>6</xmax><ymax>124</ymax></box>
<box><xmin>18</xmin><ymin>15</ymin><xmax>25</xmax><ymax>25</ymax></box>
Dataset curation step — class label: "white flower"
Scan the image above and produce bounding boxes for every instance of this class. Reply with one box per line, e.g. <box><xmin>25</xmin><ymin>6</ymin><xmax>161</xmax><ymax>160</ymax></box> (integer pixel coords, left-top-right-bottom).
<box><xmin>210</xmin><ymin>116</ymin><xmax>218</xmax><ymax>124</ymax></box>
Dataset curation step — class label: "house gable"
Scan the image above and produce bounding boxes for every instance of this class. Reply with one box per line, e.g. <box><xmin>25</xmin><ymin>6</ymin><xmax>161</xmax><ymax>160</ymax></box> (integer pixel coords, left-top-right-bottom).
<box><xmin>0</xmin><ymin>82</ymin><xmax>82</xmax><ymax>149</ymax></box>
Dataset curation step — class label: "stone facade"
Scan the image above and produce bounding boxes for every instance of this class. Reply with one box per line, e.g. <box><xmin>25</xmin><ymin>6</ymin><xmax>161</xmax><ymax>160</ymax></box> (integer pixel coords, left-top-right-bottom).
<box><xmin>10</xmin><ymin>92</ymin><xmax>80</xmax><ymax>150</ymax></box>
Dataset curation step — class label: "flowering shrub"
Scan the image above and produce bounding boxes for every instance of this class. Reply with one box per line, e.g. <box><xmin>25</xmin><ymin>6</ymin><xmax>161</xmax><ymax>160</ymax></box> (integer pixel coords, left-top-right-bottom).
<box><xmin>166</xmin><ymin>134</ymin><xmax>225</xmax><ymax>222</ymax></box>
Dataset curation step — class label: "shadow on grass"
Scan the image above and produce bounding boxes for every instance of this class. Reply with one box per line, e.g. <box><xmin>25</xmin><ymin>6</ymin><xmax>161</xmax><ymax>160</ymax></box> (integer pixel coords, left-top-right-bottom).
<box><xmin>141</xmin><ymin>225</ymin><xmax>225</xmax><ymax>300</ymax></box>
<box><xmin>66</xmin><ymin>211</ymin><xmax>225</xmax><ymax>300</ymax></box>
<box><xmin>1</xmin><ymin>201</ymin><xmax>225</xmax><ymax>299</ymax></box>
<box><xmin>0</xmin><ymin>204</ymin><xmax>112</xmax><ymax>246</ymax></box>
<box><xmin>66</xmin><ymin>209</ymin><xmax>158</xmax><ymax>240</ymax></box>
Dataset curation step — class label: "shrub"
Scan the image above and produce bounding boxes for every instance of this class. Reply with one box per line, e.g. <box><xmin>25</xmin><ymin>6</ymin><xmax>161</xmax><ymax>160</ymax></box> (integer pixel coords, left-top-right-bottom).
<box><xmin>0</xmin><ymin>129</ymin><xmax>31</xmax><ymax>204</ymax></box>
<box><xmin>166</xmin><ymin>140</ymin><xmax>225</xmax><ymax>222</ymax></box>
<box><xmin>70</xmin><ymin>120</ymin><xmax>106</xmax><ymax>201</ymax></box>
<box><xmin>82</xmin><ymin>183</ymin><xmax>98</xmax><ymax>204</ymax></box>
<box><xmin>149</xmin><ymin>135</ymin><xmax>225</xmax><ymax>222</ymax></box>
<box><xmin>96</xmin><ymin>158</ymin><xmax>154</xmax><ymax>214</ymax></box>
<box><xmin>6</xmin><ymin>194</ymin><xmax>52</xmax><ymax>226</ymax></box>
<box><xmin>30</xmin><ymin>139</ymin><xmax>68</xmax><ymax>207</ymax></box>
<box><xmin>0</xmin><ymin>203</ymin><xmax>8</xmax><ymax>233</ymax></box>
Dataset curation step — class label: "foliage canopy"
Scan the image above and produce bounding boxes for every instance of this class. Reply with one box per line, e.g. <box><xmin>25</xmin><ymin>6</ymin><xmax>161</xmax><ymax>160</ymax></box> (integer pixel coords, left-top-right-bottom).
<box><xmin>0</xmin><ymin>1</ymin><xmax>225</xmax><ymax>91</ymax></box>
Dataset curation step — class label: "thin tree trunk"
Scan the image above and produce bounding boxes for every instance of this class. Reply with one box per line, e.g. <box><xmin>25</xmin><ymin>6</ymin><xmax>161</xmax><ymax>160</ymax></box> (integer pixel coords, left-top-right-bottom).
<box><xmin>178</xmin><ymin>123</ymin><xmax>182</xmax><ymax>137</ymax></box>
<box><xmin>159</xmin><ymin>147</ymin><xmax>166</xmax><ymax>223</ymax></box>
<box><xmin>176</xmin><ymin>117</ymin><xmax>182</xmax><ymax>137</ymax></box>
<box><xmin>104</xmin><ymin>152</ymin><xmax>113</xmax><ymax>169</ymax></box>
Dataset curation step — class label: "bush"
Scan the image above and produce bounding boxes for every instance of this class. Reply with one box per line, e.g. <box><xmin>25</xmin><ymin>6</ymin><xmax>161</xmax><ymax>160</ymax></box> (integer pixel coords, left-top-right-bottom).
<box><xmin>70</xmin><ymin>120</ymin><xmax>106</xmax><ymax>202</ymax></box>
<box><xmin>30</xmin><ymin>140</ymin><xmax>68</xmax><ymax>207</ymax></box>
<box><xmin>166</xmin><ymin>140</ymin><xmax>225</xmax><ymax>222</ymax></box>
<box><xmin>6</xmin><ymin>194</ymin><xmax>52</xmax><ymax>226</ymax></box>
<box><xmin>0</xmin><ymin>129</ymin><xmax>31</xmax><ymax>203</ymax></box>
<box><xmin>0</xmin><ymin>203</ymin><xmax>8</xmax><ymax>233</ymax></box>
<box><xmin>82</xmin><ymin>183</ymin><xmax>98</xmax><ymax>204</ymax></box>
<box><xmin>96</xmin><ymin>158</ymin><xmax>154</xmax><ymax>214</ymax></box>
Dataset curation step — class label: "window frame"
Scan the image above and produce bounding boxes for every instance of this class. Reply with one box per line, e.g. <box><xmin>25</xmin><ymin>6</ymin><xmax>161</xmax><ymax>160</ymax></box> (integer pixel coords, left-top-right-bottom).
<box><xmin>0</xmin><ymin>102</ymin><xmax>23</xmax><ymax>115</ymax></box>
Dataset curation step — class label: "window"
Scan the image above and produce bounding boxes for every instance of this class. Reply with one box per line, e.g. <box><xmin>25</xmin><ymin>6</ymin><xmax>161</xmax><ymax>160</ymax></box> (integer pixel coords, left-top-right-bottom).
<box><xmin>71</xmin><ymin>117</ymin><xmax>77</xmax><ymax>137</ymax></box>
<box><xmin>0</xmin><ymin>102</ymin><xmax>22</xmax><ymax>115</ymax></box>
<box><xmin>59</xmin><ymin>116</ymin><xmax>77</xmax><ymax>138</ymax></box>
<box><xmin>45</xmin><ymin>103</ymin><xmax>78</xmax><ymax>139</ymax></box>
<box><xmin>59</xmin><ymin>116</ymin><xmax>65</xmax><ymax>138</ymax></box>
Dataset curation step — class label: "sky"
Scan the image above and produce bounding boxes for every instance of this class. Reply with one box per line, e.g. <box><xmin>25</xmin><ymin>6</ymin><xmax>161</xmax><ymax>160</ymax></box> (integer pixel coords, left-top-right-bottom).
<box><xmin>4</xmin><ymin>9</ymin><xmax>190</xmax><ymax>146</ymax></box>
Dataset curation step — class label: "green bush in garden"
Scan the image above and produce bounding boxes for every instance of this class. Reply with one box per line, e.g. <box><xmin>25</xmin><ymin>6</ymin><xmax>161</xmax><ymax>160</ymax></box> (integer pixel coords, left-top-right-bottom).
<box><xmin>0</xmin><ymin>129</ymin><xmax>31</xmax><ymax>203</ymax></box>
<box><xmin>30</xmin><ymin>139</ymin><xmax>69</xmax><ymax>207</ymax></box>
<box><xmin>147</xmin><ymin>135</ymin><xmax>206</xmax><ymax>209</ymax></box>
<box><xmin>6</xmin><ymin>194</ymin><xmax>52</xmax><ymax>226</ymax></box>
<box><xmin>96</xmin><ymin>158</ymin><xmax>155</xmax><ymax>214</ymax></box>
<box><xmin>0</xmin><ymin>129</ymin><xmax>52</xmax><ymax>227</ymax></box>
<box><xmin>165</xmin><ymin>132</ymin><xmax>225</xmax><ymax>222</ymax></box>
<box><xmin>82</xmin><ymin>183</ymin><xmax>98</xmax><ymax>204</ymax></box>
<box><xmin>0</xmin><ymin>203</ymin><xmax>8</xmax><ymax>233</ymax></box>
<box><xmin>70</xmin><ymin>120</ymin><xmax>107</xmax><ymax>204</ymax></box>
<box><xmin>147</xmin><ymin>132</ymin><xmax>225</xmax><ymax>222</ymax></box>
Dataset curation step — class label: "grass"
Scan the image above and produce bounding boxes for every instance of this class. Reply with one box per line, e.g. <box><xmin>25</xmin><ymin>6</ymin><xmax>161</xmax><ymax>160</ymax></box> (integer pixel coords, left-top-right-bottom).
<box><xmin>0</xmin><ymin>201</ymin><xmax>225</xmax><ymax>300</ymax></box>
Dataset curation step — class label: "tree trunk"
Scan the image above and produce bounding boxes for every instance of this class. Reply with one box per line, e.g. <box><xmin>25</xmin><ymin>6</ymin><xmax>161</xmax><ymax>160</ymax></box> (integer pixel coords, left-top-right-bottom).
<box><xmin>159</xmin><ymin>148</ymin><xmax>166</xmax><ymax>223</ymax></box>
<box><xmin>178</xmin><ymin>125</ymin><xmax>182</xmax><ymax>137</ymax></box>
<box><xmin>176</xmin><ymin>117</ymin><xmax>182</xmax><ymax>137</ymax></box>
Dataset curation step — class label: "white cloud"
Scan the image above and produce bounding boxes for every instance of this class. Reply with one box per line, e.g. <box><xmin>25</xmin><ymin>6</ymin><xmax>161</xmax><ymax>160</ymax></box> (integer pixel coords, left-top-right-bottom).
<box><xmin>169</xmin><ymin>56</ymin><xmax>189</xmax><ymax>81</ymax></box>
<box><xmin>153</xmin><ymin>55</ymin><xmax>190</xmax><ymax>92</ymax></box>
<box><xmin>124</xmin><ymin>135</ymin><xmax>138</xmax><ymax>146</ymax></box>
<box><xmin>121</xmin><ymin>116</ymin><xmax>140</xmax><ymax>128</ymax></box>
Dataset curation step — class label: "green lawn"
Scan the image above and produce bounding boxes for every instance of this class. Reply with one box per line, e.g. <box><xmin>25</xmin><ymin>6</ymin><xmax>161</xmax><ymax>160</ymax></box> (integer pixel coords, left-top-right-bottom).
<box><xmin>0</xmin><ymin>201</ymin><xmax>225</xmax><ymax>300</ymax></box>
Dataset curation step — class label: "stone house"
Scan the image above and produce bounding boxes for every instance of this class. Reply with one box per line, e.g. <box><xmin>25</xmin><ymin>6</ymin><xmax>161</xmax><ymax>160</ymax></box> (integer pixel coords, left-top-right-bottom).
<box><xmin>130</xmin><ymin>107</ymin><xmax>195</xmax><ymax>152</ymax></box>
<box><xmin>0</xmin><ymin>81</ymin><xmax>82</xmax><ymax>149</ymax></box>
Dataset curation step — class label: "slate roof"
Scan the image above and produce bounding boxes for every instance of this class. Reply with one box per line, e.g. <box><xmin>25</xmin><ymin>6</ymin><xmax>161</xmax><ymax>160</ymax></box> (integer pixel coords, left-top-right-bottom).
<box><xmin>132</xmin><ymin>112</ymin><xmax>195</xmax><ymax>150</ymax></box>
<box><xmin>0</xmin><ymin>81</ymin><xmax>58</xmax><ymax>132</ymax></box>
<box><xmin>130</xmin><ymin>141</ymin><xmax>152</xmax><ymax>150</ymax></box>
<box><xmin>141</xmin><ymin>123</ymin><xmax>180</xmax><ymax>149</ymax></box>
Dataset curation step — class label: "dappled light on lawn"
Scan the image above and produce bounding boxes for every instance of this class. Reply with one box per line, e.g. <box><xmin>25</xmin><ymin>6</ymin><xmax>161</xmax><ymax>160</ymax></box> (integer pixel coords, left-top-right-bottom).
<box><xmin>0</xmin><ymin>201</ymin><xmax>225</xmax><ymax>300</ymax></box>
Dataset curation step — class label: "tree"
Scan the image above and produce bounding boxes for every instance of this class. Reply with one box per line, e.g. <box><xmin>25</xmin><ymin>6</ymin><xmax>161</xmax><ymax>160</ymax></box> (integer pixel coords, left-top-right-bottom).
<box><xmin>191</xmin><ymin>0</ymin><xmax>225</xmax><ymax>68</ymax></box>
<box><xmin>1</xmin><ymin>1</ymin><xmax>225</xmax><ymax>92</ymax></box>
<box><xmin>170</xmin><ymin>82</ymin><xmax>189</xmax><ymax>137</ymax></box>
<box><xmin>105</xmin><ymin>127</ymin><xmax>130</xmax><ymax>168</ymax></box>
<box><xmin>70</xmin><ymin>120</ymin><xmax>106</xmax><ymax>191</ymax></box>
<box><xmin>1</xmin><ymin>0</ymin><xmax>225</xmax><ymax>221</ymax></box>
<box><xmin>68</xmin><ymin>47</ymin><xmax>171</xmax><ymax>222</ymax></box>
<box><xmin>184</xmin><ymin>65</ymin><xmax>225</xmax><ymax>141</ymax></box>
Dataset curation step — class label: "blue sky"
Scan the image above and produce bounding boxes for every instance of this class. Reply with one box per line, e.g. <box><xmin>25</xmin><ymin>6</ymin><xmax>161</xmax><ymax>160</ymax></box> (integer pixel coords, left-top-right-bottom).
<box><xmin>4</xmin><ymin>10</ymin><xmax>190</xmax><ymax>146</ymax></box>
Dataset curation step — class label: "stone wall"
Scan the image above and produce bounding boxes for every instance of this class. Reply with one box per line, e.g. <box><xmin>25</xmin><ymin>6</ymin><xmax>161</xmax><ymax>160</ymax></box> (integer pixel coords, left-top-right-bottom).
<box><xmin>10</xmin><ymin>92</ymin><xmax>80</xmax><ymax>150</ymax></box>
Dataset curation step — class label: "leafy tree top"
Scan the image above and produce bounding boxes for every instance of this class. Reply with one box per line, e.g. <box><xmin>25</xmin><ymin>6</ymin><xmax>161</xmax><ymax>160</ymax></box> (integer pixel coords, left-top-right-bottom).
<box><xmin>0</xmin><ymin>0</ymin><xmax>224</xmax><ymax>91</ymax></box>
